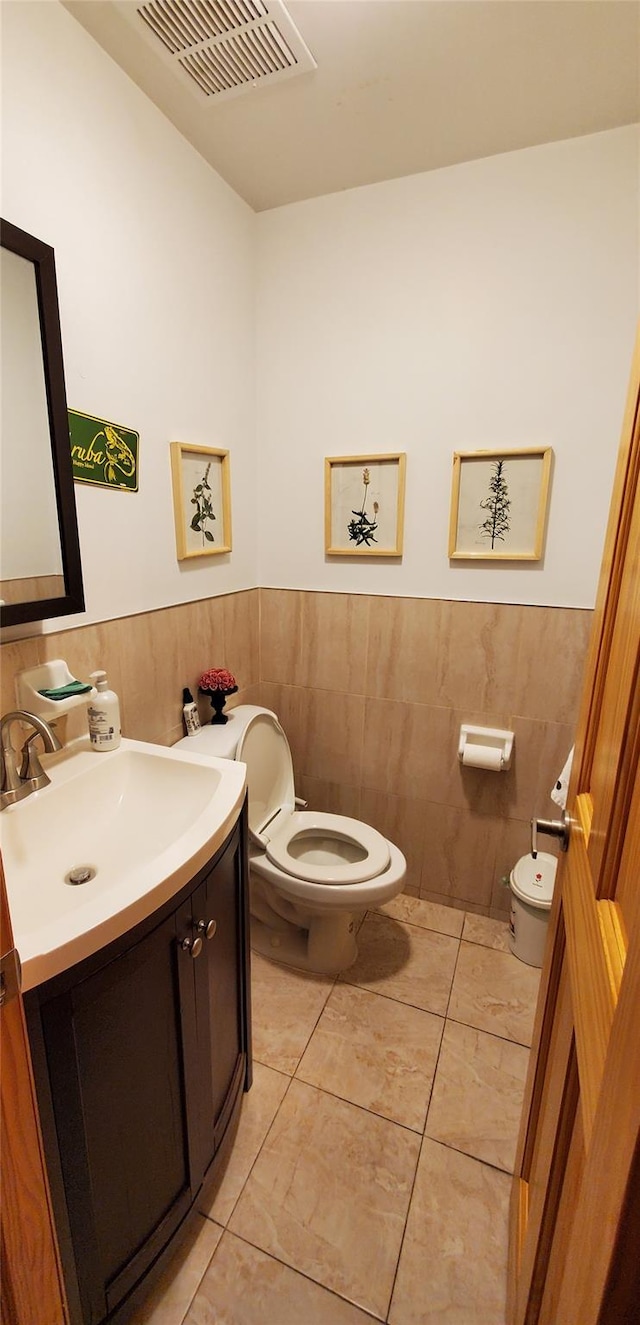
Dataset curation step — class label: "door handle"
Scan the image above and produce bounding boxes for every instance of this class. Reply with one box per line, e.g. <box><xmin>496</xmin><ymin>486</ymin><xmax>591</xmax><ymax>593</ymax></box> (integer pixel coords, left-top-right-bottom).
<box><xmin>531</xmin><ymin>811</ymin><xmax>570</xmax><ymax>858</ymax></box>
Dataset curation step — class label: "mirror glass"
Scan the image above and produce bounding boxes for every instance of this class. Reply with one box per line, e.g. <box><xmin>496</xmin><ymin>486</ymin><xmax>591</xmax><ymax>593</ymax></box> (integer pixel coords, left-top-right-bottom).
<box><xmin>1</xmin><ymin>247</ymin><xmax>64</xmax><ymax>602</ymax></box>
<box><xmin>0</xmin><ymin>220</ymin><xmax>84</xmax><ymax>627</ymax></box>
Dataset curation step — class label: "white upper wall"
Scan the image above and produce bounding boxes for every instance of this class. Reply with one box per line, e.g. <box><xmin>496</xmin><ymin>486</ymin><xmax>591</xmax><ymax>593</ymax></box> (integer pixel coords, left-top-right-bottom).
<box><xmin>255</xmin><ymin>126</ymin><xmax>639</xmax><ymax>607</ymax></box>
<box><xmin>1</xmin><ymin>0</ymin><xmax>257</xmax><ymax>631</ymax></box>
<box><xmin>2</xmin><ymin>3</ymin><xmax>638</xmax><ymax>629</ymax></box>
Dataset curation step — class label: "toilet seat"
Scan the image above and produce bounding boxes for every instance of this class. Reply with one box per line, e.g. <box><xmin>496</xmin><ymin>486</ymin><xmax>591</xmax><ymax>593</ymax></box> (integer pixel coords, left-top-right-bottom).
<box><xmin>235</xmin><ymin>711</ymin><xmax>391</xmax><ymax>885</ymax></box>
<box><xmin>266</xmin><ymin>810</ymin><xmax>390</xmax><ymax>884</ymax></box>
<box><xmin>250</xmin><ymin>837</ymin><xmax>406</xmax><ymax>908</ymax></box>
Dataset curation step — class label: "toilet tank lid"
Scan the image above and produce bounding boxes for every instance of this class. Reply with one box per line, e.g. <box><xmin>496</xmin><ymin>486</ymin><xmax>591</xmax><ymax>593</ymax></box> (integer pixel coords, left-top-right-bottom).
<box><xmin>174</xmin><ymin>705</ymin><xmax>275</xmax><ymax>760</ymax></box>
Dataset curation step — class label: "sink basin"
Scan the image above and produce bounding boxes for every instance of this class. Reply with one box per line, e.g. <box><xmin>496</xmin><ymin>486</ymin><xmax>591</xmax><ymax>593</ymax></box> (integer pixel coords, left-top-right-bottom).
<box><xmin>1</xmin><ymin>737</ymin><xmax>246</xmax><ymax>989</ymax></box>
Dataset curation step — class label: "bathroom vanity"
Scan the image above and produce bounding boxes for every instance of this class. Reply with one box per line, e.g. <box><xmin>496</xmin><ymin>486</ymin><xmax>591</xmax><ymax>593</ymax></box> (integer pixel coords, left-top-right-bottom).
<box><xmin>22</xmin><ymin>808</ymin><xmax>252</xmax><ymax>1325</ymax></box>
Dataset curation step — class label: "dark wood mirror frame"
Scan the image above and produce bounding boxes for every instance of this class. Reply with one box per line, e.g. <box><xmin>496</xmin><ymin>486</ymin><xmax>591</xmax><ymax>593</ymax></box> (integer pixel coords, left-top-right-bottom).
<box><xmin>1</xmin><ymin>219</ymin><xmax>84</xmax><ymax>628</ymax></box>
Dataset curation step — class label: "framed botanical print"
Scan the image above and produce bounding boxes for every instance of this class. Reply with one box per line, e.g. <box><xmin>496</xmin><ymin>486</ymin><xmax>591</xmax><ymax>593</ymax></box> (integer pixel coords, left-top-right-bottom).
<box><xmin>325</xmin><ymin>453</ymin><xmax>406</xmax><ymax>557</ymax></box>
<box><xmin>170</xmin><ymin>443</ymin><xmax>232</xmax><ymax>560</ymax></box>
<box><xmin>449</xmin><ymin>447</ymin><xmax>552</xmax><ymax>561</ymax></box>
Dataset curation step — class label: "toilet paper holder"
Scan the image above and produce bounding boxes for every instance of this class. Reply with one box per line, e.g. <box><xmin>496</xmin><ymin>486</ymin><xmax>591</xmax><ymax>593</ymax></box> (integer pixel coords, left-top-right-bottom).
<box><xmin>458</xmin><ymin>724</ymin><xmax>514</xmax><ymax>771</ymax></box>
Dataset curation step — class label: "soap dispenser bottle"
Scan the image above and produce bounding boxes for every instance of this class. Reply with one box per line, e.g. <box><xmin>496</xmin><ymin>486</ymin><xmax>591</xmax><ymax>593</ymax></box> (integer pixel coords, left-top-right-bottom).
<box><xmin>88</xmin><ymin>671</ymin><xmax>121</xmax><ymax>751</ymax></box>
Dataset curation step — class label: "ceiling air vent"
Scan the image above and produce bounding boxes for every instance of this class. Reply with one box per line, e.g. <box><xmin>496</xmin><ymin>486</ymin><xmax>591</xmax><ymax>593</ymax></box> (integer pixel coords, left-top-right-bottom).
<box><xmin>119</xmin><ymin>0</ymin><xmax>316</xmax><ymax>103</ymax></box>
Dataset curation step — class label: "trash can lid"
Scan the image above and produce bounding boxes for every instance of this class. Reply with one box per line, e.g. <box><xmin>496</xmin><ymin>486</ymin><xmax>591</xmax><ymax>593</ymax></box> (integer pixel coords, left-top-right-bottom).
<box><xmin>511</xmin><ymin>852</ymin><xmax>558</xmax><ymax>910</ymax></box>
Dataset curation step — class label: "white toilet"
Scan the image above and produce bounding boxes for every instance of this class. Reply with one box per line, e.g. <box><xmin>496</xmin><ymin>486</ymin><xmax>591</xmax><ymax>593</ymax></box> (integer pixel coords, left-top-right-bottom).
<box><xmin>176</xmin><ymin>705</ymin><xmax>406</xmax><ymax>974</ymax></box>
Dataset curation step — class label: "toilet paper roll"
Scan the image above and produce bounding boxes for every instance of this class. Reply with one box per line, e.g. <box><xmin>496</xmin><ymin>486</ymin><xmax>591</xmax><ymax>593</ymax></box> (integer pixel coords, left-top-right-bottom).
<box><xmin>462</xmin><ymin>745</ymin><xmax>503</xmax><ymax>771</ymax></box>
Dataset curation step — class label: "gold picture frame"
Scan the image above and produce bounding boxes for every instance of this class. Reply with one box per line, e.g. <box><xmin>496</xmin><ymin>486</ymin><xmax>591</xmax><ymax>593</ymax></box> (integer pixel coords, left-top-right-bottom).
<box><xmin>325</xmin><ymin>453</ymin><xmax>406</xmax><ymax>557</ymax></box>
<box><xmin>448</xmin><ymin>447</ymin><xmax>552</xmax><ymax>561</ymax></box>
<box><xmin>170</xmin><ymin>442</ymin><xmax>232</xmax><ymax>561</ymax></box>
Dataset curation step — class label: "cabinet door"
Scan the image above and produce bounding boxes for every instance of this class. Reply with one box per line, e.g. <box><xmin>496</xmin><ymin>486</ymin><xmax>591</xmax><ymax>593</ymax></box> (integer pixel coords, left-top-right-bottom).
<box><xmin>39</xmin><ymin>901</ymin><xmax>197</xmax><ymax>1324</ymax></box>
<box><xmin>192</xmin><ymin>822</ymin><xmax>249</xmax><ymax>1175</ymax></box>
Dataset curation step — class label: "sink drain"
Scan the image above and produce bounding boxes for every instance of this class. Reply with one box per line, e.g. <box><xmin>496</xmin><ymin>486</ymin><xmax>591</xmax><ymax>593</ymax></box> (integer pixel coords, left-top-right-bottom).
<box><xmin>65</xmin><ymin>865</ymin><xmax>97</xmax><ymax>886</ymax></box>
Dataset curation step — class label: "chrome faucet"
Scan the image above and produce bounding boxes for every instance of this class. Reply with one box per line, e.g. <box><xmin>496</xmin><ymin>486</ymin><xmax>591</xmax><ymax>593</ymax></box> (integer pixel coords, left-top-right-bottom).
<box><xmin>0</xmin><ymin>711</ymin><xmax>62</xmax><ymax>809</ymax></box>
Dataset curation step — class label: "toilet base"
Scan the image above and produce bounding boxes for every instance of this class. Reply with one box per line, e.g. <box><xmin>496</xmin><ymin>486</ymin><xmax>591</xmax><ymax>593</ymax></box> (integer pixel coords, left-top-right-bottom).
<box><xmin>250</xmin><ymin>911</ymin><xmax>359</xmax><ymax>976</ymax></box>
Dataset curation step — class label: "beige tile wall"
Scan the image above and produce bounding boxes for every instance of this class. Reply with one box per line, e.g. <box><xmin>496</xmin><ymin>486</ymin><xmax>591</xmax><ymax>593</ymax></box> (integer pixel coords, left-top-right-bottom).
<box><xmin>0</xmin><ymin>587</ymin><xmax>592</xmax><ymax>919</ymax></box>
<box><xmin>259</xmin><ymin>590</ymin><xmax>593</xmax><ymax>919</ymax></box>
<box><xmin>0</xmin><ymin>589</ymin><xmax>261</xmax><ymax>750</ymax></box>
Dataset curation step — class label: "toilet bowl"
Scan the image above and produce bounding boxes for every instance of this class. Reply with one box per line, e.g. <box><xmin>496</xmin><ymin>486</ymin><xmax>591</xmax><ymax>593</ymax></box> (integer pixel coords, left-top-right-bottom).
<box><xmin>176</xmin><ymin>705</ymin><xmax>406</xmax><ymax>974</ymax></box>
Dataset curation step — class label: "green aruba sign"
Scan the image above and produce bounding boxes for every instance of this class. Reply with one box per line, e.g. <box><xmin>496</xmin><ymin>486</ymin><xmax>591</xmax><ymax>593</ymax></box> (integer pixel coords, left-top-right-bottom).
<box><xmin>69</xmin><ymin>409</ymin><xmax>139</xmax><ymax>491</ymax></box>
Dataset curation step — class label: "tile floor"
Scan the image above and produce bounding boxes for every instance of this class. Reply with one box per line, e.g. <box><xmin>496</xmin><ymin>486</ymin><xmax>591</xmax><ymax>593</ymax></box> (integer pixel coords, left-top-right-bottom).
<box><xmin>135</xmin><ymin>896</ymin><xmax>540</xmax><ymax>1325</ymax></box>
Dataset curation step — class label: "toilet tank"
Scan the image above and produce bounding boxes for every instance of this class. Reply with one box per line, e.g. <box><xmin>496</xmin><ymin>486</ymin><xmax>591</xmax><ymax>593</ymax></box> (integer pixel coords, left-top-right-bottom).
<box><xmin>174</xmin><ymin>704</ymin><xmax>273</xmax><ymax>760</ymax></box>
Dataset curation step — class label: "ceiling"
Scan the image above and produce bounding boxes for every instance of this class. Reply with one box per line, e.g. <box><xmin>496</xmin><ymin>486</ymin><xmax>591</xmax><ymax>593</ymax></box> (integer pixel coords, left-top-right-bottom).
<box><xmin>64</xmin><ymin>0</ymin><xmax>640</xmax><ymax>212</ymax></box>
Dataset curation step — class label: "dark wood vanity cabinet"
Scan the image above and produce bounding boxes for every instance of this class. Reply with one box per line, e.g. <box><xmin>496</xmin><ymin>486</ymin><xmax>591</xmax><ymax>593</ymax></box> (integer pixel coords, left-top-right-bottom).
<box><xmin>25</xmin><ymin>804</ymin><xmax>252</xmax><ymax>1325</ymax></box>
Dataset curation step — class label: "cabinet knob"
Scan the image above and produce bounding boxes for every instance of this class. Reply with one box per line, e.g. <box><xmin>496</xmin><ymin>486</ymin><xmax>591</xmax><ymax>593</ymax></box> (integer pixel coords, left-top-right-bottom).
<box><xmin>196</xmin><ymin>918</ymin><xmax>217</xmax><ymax>940</ymax></box>
<box><xmin>181</xmin><ymin>935</ymin><xmax>203</xmax><ymax>959</ymax></box>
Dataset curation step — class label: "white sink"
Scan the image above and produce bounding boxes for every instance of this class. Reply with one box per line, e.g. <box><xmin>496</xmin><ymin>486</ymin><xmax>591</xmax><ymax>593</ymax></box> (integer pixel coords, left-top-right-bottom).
<box><xmin>1</xmin><ymin>737</ymin><xmax>246</xmax><ymax>989</ymax></box>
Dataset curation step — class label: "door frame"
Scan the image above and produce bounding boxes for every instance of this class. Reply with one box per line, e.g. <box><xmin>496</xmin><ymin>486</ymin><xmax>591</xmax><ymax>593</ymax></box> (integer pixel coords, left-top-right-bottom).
<box><xmin>0</xmin><ymin>861</ymin><xmax>68</xmax><ymax>1325</ymax></box>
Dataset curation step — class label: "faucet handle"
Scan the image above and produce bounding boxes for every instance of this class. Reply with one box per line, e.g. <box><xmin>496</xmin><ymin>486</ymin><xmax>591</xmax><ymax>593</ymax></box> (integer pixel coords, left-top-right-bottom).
<box><xmin>1</xmin><ymin>746</ymin><xmax>31</xmax><ymax>805</ymax></box>
<box><xmin>19</xmin><ymin>730</ymin><xmax>53</xmax><ymax>791</ymax></box>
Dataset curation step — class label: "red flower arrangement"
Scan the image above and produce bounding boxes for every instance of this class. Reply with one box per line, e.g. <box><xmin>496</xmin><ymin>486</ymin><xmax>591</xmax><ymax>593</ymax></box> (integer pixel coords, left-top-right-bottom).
<box><xmin>198</xmin><ymin>668</ymin><xmax>238</xmax><ymax>725</ymax></box>
<box><xmin>198</xmin><ymin>668</ymin><xmax>237</xmax><ymax>694</ymax></box>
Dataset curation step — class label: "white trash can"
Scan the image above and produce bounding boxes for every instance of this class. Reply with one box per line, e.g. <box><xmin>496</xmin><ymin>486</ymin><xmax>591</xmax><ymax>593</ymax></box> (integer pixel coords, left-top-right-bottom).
<box><xmin>509</xmin><ymin>851</ymin><xmax>558</xmax><ymax>968</ymax></box>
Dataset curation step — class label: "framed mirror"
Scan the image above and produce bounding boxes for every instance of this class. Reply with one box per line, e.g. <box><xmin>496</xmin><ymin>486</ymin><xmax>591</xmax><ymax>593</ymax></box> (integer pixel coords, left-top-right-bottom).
<box><xmin>1</xmin><ymin>219</ymin><xmax>84</xmax><ymax>627</ymax></box>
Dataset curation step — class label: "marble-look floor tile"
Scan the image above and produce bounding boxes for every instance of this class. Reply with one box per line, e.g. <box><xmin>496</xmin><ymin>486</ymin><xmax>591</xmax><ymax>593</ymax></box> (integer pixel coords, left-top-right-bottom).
<box><xmin>134</xmin><ymin>1214</ymin><xmax>223</xmax><ymax>1325</ymax></box>
<box><xmin>296</xmin><ymin>983</ymin><xmax>444</xmax><ymax>1131</ymax></box>
<box><xmin>389</xmin><ymin>1138</ymin><xmax>510</xmax><ymax>1325</ymax></box>
<box><xmin>418</xmin><ymin>887</ymin><xmax>487</xmax><ymax>917</ymax></box>
<box><xmin>341</xmin><ymin>912</ymin><xmax>459</xmax><ymax>1016</ymax></box>
<box><xmin>228</xmin><ymin>1079</ymin><xmax>420</xmax><ymax>1320</ymax></box>
<box><xmin>200</xmin><ymin>1062</ymin><xmax>290</xmax><ymax>1225</ymax></box>
<box><xmin>250</xmin><ymin>952</ymin><xmax>335</xmax><ymax>1074</ymax></box>
<box><xmin>377</xmin><ymin>893</ymin><xmax>464</xmax><ymax>939</ymax></box>
<box><xmin>448</xmin><ymin>942</ymin><xmax>540</xmax><ymax>1047</ymax></box>
<box><xmin>462</xmin><ymin>913</ymin><xmax>511</xmax><ymax>952</ymax></box>
<box><xmin>425</xmin><ymin>1020</ymin><xmax>529</xmax><ymax>1173</ymax></box>
<box><xmin>185</xmin><ymin>1231</ymin><xmax>380</xmax><ymax>1324</ymax></box>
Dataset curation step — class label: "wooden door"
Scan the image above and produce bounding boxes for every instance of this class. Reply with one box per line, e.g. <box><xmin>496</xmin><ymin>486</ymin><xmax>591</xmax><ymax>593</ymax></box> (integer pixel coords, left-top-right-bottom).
<box><xmin>0</xmin><ymin>863</ymin><xmax>67</xmax><ymax>1325</ymax></box>
<box><xmin>509</xmin><ymin>330</ymin><xmax>640</xmax><ymax>1323</ymax></box>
